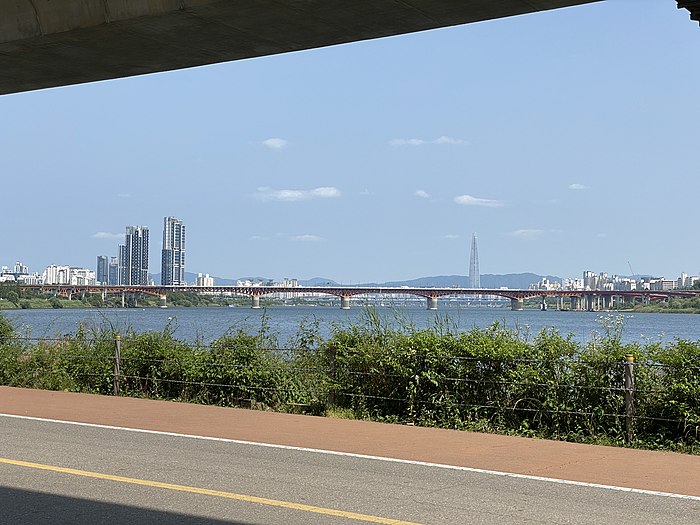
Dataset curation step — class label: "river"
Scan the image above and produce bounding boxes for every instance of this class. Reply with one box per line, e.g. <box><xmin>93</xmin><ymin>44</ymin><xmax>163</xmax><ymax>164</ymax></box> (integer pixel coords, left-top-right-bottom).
<box><xmin>2</xmin><ymin>304</ymin><xmax>699</xmax><ymax>345</ymax></box>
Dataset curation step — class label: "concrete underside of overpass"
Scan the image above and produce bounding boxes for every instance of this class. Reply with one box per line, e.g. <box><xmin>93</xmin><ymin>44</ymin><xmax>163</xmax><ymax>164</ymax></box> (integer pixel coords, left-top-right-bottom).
<box><xmin>0</xmin><ymin>0</ymin><xmax>603</xmax><ymax>96</ymax></box>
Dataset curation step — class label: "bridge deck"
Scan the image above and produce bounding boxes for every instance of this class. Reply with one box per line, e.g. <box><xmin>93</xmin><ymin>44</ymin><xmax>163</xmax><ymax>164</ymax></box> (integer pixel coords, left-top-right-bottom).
<box><xmin>1</xmin><ymin>1</ymin><xmax>600</xmax><ymax>95</ymax></box>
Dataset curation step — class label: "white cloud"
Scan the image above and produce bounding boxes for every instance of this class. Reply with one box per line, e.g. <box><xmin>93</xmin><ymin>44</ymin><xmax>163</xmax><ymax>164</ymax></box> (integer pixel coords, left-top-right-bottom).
<box><xmin>249</xmin><ymin>235</ymin><xmax>268</xmax><ymax>241</ymax></box>
<box><xmin>91</xmin><ymin>232</ymin><xmax>124</xmax><ymax>240</ymax></box>
<box><xmin>596</xmin><ymin>232</ymin><xmax>608</xmax><ymax>238</ymax></box>
<box><xmin>433</xmin><ymin>136</ymin><xmax>465</xmax><ymax>145</ymax></box>
<box><xmin>390</xmin><ymin>138</ymin><xmax>425</xmax><ymax>146</ymax></box>
<box><xmin>442</xmin><ymin>234</ymin><xmax>460</xmax><ymax>239</ymax></box>
<box><xmin>262</xmin><ymin>138</ymin><xmax>288</xmax><ymax>149</ymax></box>
<box><xmin>569</xmin><ymin>183</ymin><xmax>587</xmax><ymax>190</ymax></box>
<box><xmin>116</xmin><ymin>193</ymin><xmax>131</xmax><ymax>199</ymax></box>
<box><xmin>390</xmin><ymin>136</ymin><xmax>464</xmax><ymax>146</ymax></box>
<box><xmin>255</xmin><ymin>186</ymin><xmax>341</xmax><ymax>202</ymax></box>
<box><xmin>290</xmin><ymin>234</ymin><xmax>324</xmax><ymax>242</ymax></box>
<box><xmin>454</xmin><ymin>194</ymin><xmax>504</xmax><ymax>207</ymax></box>
<box><xmin>508</xmin><ymin>229</ymin><xmax>545</xmax><ymax>240</ymax></box>
<box><xmin>414</xmin><ymin>190</ymin><xmax>430</xmax><ymax>199</ymax></box>
<box><xmin>309</xmin><ymin>187</ymin><xmax>341</xmax><ymax>198</ymax></box>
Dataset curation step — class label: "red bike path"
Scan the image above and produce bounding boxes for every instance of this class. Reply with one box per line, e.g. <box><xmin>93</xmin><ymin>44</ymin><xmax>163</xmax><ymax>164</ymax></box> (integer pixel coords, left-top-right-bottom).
<box><xmin>1</xmin><ymin>386</ymin><xmax>698</xmax><ymax>497</ymax></box>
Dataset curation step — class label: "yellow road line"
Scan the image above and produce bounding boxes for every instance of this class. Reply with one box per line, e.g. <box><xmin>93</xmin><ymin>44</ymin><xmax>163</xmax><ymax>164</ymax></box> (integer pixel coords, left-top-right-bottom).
<box><xmin>0</xmin><ymin>457</ymin><xmax>421</xmax><ymax>525</ymax></box>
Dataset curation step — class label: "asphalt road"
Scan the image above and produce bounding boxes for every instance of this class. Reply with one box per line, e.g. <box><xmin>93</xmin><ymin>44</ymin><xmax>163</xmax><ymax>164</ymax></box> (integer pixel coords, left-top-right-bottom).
<box><xmin>1</xmin><ymin>416</ymin><xmax>698</xmax><ymax>524</ymax></box>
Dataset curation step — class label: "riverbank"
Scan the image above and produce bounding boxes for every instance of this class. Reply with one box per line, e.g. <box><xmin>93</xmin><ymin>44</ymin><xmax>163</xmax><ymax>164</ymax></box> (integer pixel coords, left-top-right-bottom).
<box><xmin>1</xmin><ymin>310</ymin><xmax>698</xmax><ymax>454</ymax></box>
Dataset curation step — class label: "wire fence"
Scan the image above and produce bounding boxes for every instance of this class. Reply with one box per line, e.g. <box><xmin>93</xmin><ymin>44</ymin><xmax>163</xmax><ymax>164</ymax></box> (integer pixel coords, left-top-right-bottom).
<box><xmin>1</xmin><ymin>332</ymin><xmax>699</xmax><ymax>447</ymax></box>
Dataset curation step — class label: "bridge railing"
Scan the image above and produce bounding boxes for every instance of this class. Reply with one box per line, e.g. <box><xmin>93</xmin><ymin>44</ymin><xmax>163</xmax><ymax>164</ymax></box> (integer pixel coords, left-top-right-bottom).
<box><xmin>1</xmin><ymin>332</ymin><xmax>698</xmax><ymax>449</ymax></box>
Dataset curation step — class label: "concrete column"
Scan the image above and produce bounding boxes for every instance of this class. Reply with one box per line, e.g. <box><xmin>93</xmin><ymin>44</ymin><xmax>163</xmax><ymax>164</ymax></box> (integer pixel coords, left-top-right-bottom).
<box><xmin>341</xmin><ymin>296</ymin><xmax>351</xmax><ymax>310</ymax></box>
<box><xmin>426</xmin><ymin>297</ymin><xmax>438</xmax><ymax>310</ymax></box>
<box><xmin>121</xmin><ymin>291</ymin><xmax>125</xmax><ymax>308</ymax></box>
<box><xmin>586</xmin><ymin>294</ymin><xmax>595</xmax><ymax>311</ymax></box>
<box><xmin>251</xmin><ymin>295</ymin><xmax>261</xmax><ymax>309</ymax></box>
<box><xmin>511</xmin><ymin>298</ymin><xmax>524</xmax><ymax>311</ymax></box>
<box><xmin>159</xmin><ymin>294</ymin><xmax>167</xmax><ymax>308</ymax></box>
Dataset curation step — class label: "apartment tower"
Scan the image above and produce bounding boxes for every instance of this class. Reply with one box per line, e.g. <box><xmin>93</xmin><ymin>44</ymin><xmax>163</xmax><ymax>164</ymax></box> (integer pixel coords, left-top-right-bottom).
<box><xmin>118</xmin><ymin>225</ymin><xmax>149</xmax><ymax>285</ymax></box>
<box><xmin>161</xmin><ymin>216</ymin><xmax>186</xmax><ymax>285</ymax></box>
<box><xmin>96</xmin><ymin>255</ymin><xmax>108</xmax><ymax>285</ymax></box>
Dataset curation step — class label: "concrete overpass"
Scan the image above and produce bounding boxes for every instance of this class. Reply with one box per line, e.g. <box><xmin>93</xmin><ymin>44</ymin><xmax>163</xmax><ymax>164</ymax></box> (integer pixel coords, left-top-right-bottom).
<box><xmin>0</xmin><ymin>0</ymin><xmax>611</xmax><ymax>96</ymax></box>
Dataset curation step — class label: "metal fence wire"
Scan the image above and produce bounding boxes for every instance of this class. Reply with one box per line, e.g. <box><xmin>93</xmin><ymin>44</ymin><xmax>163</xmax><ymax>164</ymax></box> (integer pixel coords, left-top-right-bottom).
<box><xmin>2</xmin><ymin>334</ymin><xmax>699</xmax><ymax>445</ymax></box>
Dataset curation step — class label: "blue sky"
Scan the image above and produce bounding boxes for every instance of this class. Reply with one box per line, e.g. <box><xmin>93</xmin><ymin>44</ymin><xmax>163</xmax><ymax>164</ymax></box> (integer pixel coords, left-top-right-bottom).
<box><xmin>1</xmin><ymin>0</ymin><xmax>699</xmax><ymax>283</ymax></box>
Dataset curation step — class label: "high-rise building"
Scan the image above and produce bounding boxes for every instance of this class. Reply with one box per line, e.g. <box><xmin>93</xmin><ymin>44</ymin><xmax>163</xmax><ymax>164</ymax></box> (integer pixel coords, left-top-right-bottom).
<box><xmin>161</xmin><ymin>216</ymin><xmax>186</xmax><ymax>285</ymax></box>
<box><xmin>108</xmin><ymin>257</ymin><xmax>119</xmax><ymax>285</ymax></box>
<box><xmin>196</xmin><ymin>273</ymin><xmax>214</xmax><ymax>287</ymax></box>
<box><xmin>469</xmin><ymin>233</ymin><xmax>480</xmax><ymax>289</ymax></box>
<box><xmin>96</xmin><ymin>255</ymin><xmax>108</xmax><ymax>284</ymax></box>
<box><xmin>118</xmin><ymin>226</ymin><xmax>149</xmax><ymax>285</ymax></box>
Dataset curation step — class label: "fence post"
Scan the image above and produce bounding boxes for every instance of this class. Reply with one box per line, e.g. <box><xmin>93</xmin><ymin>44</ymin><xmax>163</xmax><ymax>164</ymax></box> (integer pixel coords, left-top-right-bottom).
<box><xmin>328</xmin><ymin>345</ymin><xmax>336</xmax><ymax>407</ymax></box>
<box><xmin>113</xmin><ymin>333</ymin><xmax>121</xmax><ymax>396</ymax></box>
<box><xmin>624</xmin><ymin>354</ymin><xmax>635</xmax><ymax>444</ymax></box>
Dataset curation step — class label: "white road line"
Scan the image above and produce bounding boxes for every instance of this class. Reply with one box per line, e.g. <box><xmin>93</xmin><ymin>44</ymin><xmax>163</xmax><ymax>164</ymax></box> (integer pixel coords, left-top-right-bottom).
<box><xmin>2</xmin><ymin>412</ymin><xmax>699</xmax><ymax>502</ymax></box>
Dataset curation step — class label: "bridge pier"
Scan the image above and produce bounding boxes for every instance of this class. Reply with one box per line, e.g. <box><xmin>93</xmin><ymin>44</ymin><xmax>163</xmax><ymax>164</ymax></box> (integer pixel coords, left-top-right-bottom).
<box><xmin>340</xmin><ymin>296</ymin><xmax>351</xmax><ymax>310</ymax></box>
<box><xmin>159</xmin><ymin>294</ymin><xmax>167</xmax><ymax>308</ymax></box>
<box><xmin>511</xmin><ymin>298</ymin><xmax>524</xmax><ymax>311</ymax></box>
<box><xmin>251</xmin><ymin>295</ymin><xmax>261</xmax><ymax>309</ymax></box>
<box><xmin>426</xmin><ymin>297</ymin><xmax>438</xmax><ymax>310</ymax></box>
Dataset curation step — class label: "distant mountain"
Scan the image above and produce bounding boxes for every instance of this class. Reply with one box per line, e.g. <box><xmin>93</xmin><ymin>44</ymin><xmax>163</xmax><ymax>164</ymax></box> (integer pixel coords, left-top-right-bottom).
<box><xmin>153</xmin><ymin>272</ymin><xmax>558</xmax><ymax>289</ymax></box>
<box><xmin>299</xmin><ymin>277</ymin><xmax>340</xmax><ymax>286</ymax></box>
<box><xmin>379</xmin><ymin>273</ymin><xmax>561</xmax><ymax>290</ymax></box>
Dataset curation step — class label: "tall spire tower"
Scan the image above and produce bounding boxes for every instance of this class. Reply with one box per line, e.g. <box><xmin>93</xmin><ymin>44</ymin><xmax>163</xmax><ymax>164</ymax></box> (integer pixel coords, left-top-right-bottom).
<box><xmin>469</xmin><ymin>233</ymin><xmax>480</xmax><ymax>289</ymax></box>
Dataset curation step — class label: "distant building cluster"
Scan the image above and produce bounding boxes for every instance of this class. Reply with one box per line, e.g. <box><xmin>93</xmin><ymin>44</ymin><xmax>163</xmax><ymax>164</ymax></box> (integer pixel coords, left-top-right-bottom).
<box><xmin>97</xmin><ymin>217</ymin><xmax>185</xmax><ymax>286</ymax></box>
<box><xmin>0</xmin><ymin>216</ymin><xmax>191</xmax><ymax>287</ymax></box>
<box><xmin>531</xmin><ymin>271</ymin><xmax>700</xmax><ymax>292</ymax></box>
<box><xmin>2</xmin><ymin>229</ymin><xmax>697</xmax><ymax>293</ymax></box>
<box><xmin>196</xmin><ymin>273</ymin><xmax>215</xmax><ymax>287</ymax></box>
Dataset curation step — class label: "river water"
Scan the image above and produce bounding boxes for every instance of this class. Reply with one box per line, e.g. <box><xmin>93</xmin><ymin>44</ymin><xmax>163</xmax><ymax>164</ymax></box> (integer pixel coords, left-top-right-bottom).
<box><xmin>3</xmin><ymin>304</ymin><xmax>699</xmax><ymax>345</ymax></box>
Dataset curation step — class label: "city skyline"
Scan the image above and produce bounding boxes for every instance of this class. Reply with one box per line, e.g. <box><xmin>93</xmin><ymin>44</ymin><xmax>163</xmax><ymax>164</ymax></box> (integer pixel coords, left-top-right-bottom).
<box><xmin>1</xmin><ymin>2</ymin><xmax>699</xmax><ymax>283</ymax></box>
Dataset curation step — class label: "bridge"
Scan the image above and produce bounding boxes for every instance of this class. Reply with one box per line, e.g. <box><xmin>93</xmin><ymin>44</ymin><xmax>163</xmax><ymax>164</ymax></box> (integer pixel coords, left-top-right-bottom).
<box><xmin>0</xmin><ymin>0</ymin><xmax>606</xmax><ymax>95</ymax></box>
<box><xmin>17</xmin><ymin>283</ymin><xmax>700</xmax><ymax>311</ymax></box>
<box><xmin>2</xmin><ymin>1</ymin><xmax>698</xmax><ymax>96</ymax></box>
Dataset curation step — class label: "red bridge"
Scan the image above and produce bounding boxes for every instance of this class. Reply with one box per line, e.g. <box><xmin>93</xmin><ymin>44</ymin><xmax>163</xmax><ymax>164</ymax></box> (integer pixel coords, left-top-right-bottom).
<box><xmin>16</xmin><ymin>284</ymin><xmax>700</xmax><ymax>311</ymax></box>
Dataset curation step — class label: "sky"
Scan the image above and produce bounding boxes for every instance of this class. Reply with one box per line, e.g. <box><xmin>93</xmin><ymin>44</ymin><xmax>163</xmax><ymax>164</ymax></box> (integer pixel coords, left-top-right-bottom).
<box><xmin>1</xmin><ymin>0</ymin><xmax>699</xmax><ymax>284</ymax></box>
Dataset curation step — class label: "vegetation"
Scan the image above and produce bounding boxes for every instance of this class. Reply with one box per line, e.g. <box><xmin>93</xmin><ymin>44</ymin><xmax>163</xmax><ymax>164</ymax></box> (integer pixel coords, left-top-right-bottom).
<box><xmin>0</xmin><ymin>309</ymin><xmax>698</xmax><ymax>453</ymax></box>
